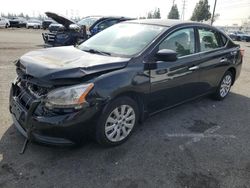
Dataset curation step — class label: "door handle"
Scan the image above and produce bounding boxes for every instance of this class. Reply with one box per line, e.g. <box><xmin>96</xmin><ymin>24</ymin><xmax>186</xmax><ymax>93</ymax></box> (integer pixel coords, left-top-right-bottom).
<box><xmin>220</xmin><ymin>58</ymin><xmax>228</xmax><ymax>63</ymax></box>
<box><xmin>188</xmin><ymin>65</ymin><xmax>199</xmax><ymax>71</ymax></box>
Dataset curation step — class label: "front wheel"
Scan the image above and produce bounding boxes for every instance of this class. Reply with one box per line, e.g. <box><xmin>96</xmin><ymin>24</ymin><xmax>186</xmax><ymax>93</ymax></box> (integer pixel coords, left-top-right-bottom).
<box><xmin>213</xmin><ymin>71</ymin><xmax>233</xmax><ymax>100</ymax></box>
<box><xmin>95</xmin><ymin>96</ymin><xmax>139</xmax><ymax>146</ymax></box>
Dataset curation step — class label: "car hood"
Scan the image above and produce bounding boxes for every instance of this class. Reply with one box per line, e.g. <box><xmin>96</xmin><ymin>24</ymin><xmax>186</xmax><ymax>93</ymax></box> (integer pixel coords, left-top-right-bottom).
<box><xmin>45</xmin><ymin>12</ymin><xmax>75</xmax><ymax>28</ymax></box>
<box><xmin>18</xmin><ymin>46</ymin><xmax>130</xmax><ymax>80</ymax></box>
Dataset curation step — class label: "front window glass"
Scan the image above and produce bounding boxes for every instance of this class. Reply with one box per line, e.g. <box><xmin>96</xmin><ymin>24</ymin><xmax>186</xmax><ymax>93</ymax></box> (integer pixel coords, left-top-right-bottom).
<box><xmin>78</xmin><ymin>23</ymin><xmax>165</xmax><ymax>56</ymax></box>
<box><xmin>159</xmin><ymin>28</ymin><xmax>195</xmax><ymax>57</ymax></box>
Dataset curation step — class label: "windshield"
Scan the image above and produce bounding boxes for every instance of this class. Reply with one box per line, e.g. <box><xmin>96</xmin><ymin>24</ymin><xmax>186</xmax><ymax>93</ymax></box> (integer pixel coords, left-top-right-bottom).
<box><xmin>77</xmin><ymin>17</ymin><xmax>100</xmax><ymax>27</ymax></box>
<box><xmin>78</xmin><ymin>23</ymin><xmax>165</xmax><ymax>56</ymax></box>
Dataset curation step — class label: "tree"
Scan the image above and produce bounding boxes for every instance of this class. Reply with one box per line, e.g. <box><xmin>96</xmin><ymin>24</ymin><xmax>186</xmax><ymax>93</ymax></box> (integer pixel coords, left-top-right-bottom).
<box><xmin>153</xmin><ymin>8</ymin><xmax>161</xmax><ymax>19</ymax></box>
<box><xmin>25</xmin><ymin>14</ymin><xmax>30</xmax><ymax>20</ymax></box>
<box><xmin>147</xmin><ymin>8</ymin><xmax>161</xmax><ymax>19</ymax></box>
<box><xmin>190</xmin><ymin>0</ymin><xmax>211</xmax><ymax>22</ymax></box>
<box><xmin>18</xmin><ymin>13</ymin><xmax>24</xmax><ymax>18</ymax></box>
<box><xmin>168</xmin><ymin>4</ymin><xmax>180</xmax><ymax>19</ymax></box>
<box><xmin>147</xmin><ymin>12</ymin><xmax>153</xmax><ymax>19</ymax></box>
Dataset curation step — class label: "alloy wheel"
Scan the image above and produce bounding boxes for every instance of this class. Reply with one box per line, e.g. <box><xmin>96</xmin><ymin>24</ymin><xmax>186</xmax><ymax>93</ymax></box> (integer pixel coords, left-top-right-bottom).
<box><xmin>220</xmin><ymin>75</ymin><xmax>232</xmax><ymax>98</ymax></box>
<box><xmin>105</xmin><ymin>105</ymin><xmax>136</xmax><ymax>142</ymax></box>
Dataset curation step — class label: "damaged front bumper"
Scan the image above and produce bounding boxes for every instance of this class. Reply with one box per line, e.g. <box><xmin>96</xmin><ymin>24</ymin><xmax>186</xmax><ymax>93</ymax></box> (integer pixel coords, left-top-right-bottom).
<box><xmin>9</xmin><ymin>82</ymin><xmax>99</xmax><ymax>146</ymax></box>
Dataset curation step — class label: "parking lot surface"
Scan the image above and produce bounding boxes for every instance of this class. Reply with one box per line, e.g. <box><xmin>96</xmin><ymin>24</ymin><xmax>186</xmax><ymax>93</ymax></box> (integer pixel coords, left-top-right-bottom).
<box><xmin>0</xmin><ymin>29</ymin><xmax>250</xmax><ymax>188</ymax></box>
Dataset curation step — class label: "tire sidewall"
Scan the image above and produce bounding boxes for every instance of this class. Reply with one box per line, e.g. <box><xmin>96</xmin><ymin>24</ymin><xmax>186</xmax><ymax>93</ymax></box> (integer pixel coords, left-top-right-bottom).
<box><xmin>96</xmin><ymin>96</ymin><xmax>139</xmax><ymax>146</ymax></box>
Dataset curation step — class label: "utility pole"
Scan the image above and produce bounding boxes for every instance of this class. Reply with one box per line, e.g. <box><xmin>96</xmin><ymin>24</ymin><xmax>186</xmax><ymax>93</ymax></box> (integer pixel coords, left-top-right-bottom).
<box><xmin>181</xmin><ymin>0</ymin><xmax>186</xmax><ymax>20</ymax></box>
<box><xmin>211</xmin><ymin>0</ymin><xmax>217</xmax><ymax>25</ymax></box>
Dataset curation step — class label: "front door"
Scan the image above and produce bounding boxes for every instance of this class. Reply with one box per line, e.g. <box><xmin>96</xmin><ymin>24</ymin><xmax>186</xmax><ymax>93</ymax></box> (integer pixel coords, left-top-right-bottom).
<box><xmin>147</xmin><ymin>27</ymin><xmax>203</xmax><ymax>113</ymax></box>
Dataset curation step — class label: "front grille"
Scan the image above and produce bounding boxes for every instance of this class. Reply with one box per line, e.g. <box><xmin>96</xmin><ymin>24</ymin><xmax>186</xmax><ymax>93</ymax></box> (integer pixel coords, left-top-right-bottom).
<box><xmin>14</xmin><ymin>67</ymin><xmax>50</xmax><ymax>110</ymax></box>
<box><xmin>43</xmin><ymin>32</ymin><xmax>56</xmax><ymax>43</ymax></box>
<box><xmin>21</xmin><ymin>81</ymin><xmax>49</xmax><ymax>98</ymax></box>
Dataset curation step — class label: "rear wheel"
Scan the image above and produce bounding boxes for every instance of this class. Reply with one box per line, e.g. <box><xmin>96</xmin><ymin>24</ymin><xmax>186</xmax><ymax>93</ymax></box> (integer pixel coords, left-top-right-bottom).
<box><xmin>95</xmin><ymin>96</ymin><xmax>139</xmax><ymax>146</ymax></box>
<box><xmin>5</xmin><ymin>23</ymin><xmax>8</xmax><ymax>28</ymax></box>
<box><xmin>213</xmin><ymin>71</ymin><xmax>233</xmax><ymax>100</ymax></box>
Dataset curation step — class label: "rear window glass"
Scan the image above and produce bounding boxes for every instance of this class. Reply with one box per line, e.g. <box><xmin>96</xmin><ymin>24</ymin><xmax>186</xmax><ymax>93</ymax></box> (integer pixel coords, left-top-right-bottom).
<box><xmin>198</xmin><ymin>28</ymin><xmax>222</xmax><ymax>52</ymax></box>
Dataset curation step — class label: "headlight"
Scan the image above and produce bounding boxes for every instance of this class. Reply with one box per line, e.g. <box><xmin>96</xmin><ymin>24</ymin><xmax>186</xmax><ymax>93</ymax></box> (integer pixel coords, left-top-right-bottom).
<box><xmin>45</xmin><ymin>83</ymin><xmax>94</xmax><ymax>109</ymax></box>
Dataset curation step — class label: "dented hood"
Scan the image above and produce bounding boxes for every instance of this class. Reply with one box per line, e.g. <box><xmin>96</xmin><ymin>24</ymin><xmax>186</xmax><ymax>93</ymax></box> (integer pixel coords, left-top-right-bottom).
<box><xmin>45</xmin><ymin>12</ymin><xmax>75</xmax><ymax>28</ymax></box>
<box><xmin>19</xmin><ymin>46</ymin><xmax>130</xmax><ymax>80</ymax></box>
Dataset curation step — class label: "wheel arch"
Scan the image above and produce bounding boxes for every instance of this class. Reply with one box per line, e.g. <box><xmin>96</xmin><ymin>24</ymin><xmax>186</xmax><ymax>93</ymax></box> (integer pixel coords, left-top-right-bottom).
<box><xmin>112</xmin><ymin>91</ymin><xmax>147</xmax><ymax>123</ymax></box>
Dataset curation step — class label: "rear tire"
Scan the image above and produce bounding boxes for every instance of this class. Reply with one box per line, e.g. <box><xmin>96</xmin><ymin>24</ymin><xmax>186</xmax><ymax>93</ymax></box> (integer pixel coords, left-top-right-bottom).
<box><xmin>95</xmin><ymin>96</ymin><xmax>139</xmax><ymax>147</ymax></box>
<box><xmin>212</xmin><ymin>71</ymin><xmax>233</xmax><ymax>100</ymax></box>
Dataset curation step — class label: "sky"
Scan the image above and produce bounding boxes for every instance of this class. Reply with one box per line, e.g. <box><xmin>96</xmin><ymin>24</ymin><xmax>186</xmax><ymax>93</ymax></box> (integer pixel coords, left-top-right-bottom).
<box><xmin>1</xmin><ymin>0</ymin><xmax>250</xmax><ymax>26</ymax></box>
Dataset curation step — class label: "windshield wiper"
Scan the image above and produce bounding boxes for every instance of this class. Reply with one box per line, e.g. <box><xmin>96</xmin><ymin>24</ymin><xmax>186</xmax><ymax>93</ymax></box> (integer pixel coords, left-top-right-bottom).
<box><xmin>82</xmin><ymin>48</ymin><xmax>111</xmax><ymax>56</ymax></box>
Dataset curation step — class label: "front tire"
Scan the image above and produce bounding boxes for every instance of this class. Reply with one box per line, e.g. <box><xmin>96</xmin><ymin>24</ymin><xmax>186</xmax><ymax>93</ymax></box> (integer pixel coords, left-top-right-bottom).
<box><xmin>95</xmin><ymin>96</ymin><xmax>139</xmax><ymax>146</ymax></box>
<box><xmin>213</xmin><ymin>71</ymin><xmax>233</xmax><ymax>100</ymax></box>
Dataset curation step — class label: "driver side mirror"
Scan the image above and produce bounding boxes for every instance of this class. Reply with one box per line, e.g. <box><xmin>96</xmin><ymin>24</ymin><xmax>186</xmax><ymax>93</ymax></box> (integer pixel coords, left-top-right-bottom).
<box><xmin>155</xmin><ymin>49</ymin><xmax>177</xmax><ymax>62</ymax></box>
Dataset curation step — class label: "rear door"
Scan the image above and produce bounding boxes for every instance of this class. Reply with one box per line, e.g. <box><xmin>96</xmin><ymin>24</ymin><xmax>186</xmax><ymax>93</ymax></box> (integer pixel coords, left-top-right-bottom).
<box><xmin>147</xmin><ymin>27</ymin><xmax>203</xmax><ymax>112</ymax></box>
<box><xmin>197</xmin><ymin>27</ymin><xmax>237</xmax><ymax>92</ymax></box>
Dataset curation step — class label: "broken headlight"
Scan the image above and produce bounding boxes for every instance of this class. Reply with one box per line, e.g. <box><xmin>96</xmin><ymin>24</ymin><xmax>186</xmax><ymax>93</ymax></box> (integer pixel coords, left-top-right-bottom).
<box><xmin>45</xmin><ymin>83</ymin><xmax>94</xmax><ymax>110</ymax></box>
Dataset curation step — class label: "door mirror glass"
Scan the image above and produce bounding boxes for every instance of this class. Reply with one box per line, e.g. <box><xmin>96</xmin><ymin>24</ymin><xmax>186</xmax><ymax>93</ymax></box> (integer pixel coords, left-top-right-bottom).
<box><xmin>155</xmin><ymin>49</ymin><xmax>177</xmax><ymax>61</ymax></box>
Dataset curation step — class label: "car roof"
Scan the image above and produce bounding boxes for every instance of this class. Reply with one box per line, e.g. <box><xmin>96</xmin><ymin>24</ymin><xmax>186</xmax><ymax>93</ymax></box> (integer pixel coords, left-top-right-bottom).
<box><xmin>125</xmin><ymin>19</ymin><xmax>211</xmax><ymax>27</ymax></box>
<box><xmin>84</xmin><ymin>16</ymin><xmax>133</xmax><ymax>20</ymax></box>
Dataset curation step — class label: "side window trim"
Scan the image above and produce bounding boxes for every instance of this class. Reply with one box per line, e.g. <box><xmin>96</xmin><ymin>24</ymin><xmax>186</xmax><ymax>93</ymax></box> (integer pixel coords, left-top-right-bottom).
<box><xmin>194</xmin><ymin>26</ymin><xmax>200</xmax><ymax>53</ymax></box>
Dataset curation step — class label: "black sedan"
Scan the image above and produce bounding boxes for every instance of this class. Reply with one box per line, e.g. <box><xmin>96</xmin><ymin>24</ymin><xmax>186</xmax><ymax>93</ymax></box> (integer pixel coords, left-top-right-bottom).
<box><xmin>9</xmin><ymin>17</ymin><xmax>27</xmax><ymax>28</ymax></box>
<box><xmin>10</xmin><ymin>19</ymin><xmax>243</xmax><ymax>148</ymax></box>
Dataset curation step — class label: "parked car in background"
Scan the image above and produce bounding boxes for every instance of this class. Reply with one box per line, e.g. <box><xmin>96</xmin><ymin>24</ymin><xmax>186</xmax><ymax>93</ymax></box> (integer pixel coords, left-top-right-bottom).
<box><xmin>46</xmin><ymin>15</ymin><xmax>132</xmax><ymax>35</ymax></box>
<box><xmin>42</xmin><ymin>19</ymin><xmax>57</xmax><ymax>30</ymax></box>
<box><xmin>229</xmin><ymin>31</ymin><xmax>250</xmax><ymax>42</ymax></box>
<box><xmin>77</xmin><ymin>16</ymin><xmax>134</xmax><ymax>37</ymax></box>
<box><xmin>9</xmin><ymin>17</ymin><xmax>27</xmax><ymax>28</ymax></box>
<box><xmin>48</xmin><ymin>23</ymin><xmax>64</xmax><ymax>32</ymax></box>
<box><xmin>0</xmin><ymin>17</ymin><xmax>10</xmax><ymax>28</ymax></box>
<box><xmin>42</xmin><ymin>12</ymin><xmax>133</xmax><ymax>47</ymax></box>
<box><xmin>26</xmin><ymin>19</ymin><xmax>42</xmax><ymax>29</ymax></box>
<box><xmin>10</xmin><ymin>20</ymin><xmax>243</xmax><ymax>147</ymax></box>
